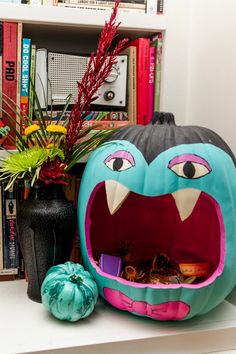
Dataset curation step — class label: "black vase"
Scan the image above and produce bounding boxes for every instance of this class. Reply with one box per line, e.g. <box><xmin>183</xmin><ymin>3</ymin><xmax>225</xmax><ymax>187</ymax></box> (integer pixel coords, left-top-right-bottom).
<box><xmin>17</xmin><ymin>182</ymin><xmax>76</xmax><ymax>303</ymax></box>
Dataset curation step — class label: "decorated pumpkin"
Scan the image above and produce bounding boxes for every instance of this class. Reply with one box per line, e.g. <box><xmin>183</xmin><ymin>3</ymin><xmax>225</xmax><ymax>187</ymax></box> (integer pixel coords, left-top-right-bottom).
<box><xmin>41</xmin><ymin>261</ymin><xmax>98</xmax><ymax>322</ymax></box>
<box><xmin>78</xmin><ymin>112</ymin><xmax>236</xmax><ymax>321</ymax></box>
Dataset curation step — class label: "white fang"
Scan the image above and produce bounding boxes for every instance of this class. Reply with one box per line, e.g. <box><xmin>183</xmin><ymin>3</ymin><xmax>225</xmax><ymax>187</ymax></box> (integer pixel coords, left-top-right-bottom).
<box><xmin>105</xmin><ymin>180</ymin><xmax>130</xmax><ymax>215</ymax></box>
<box><xmin>172</xmin><ymin>188</ymin><xmax>201</xmax><ymax>221</ymax></box>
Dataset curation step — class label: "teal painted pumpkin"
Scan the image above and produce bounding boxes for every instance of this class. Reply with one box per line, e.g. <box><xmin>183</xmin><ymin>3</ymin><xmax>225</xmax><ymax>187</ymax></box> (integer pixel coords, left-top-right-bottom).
<box><xmin>78</xmin><ymin>112</ymin><xmax>236</xmax><ymax>321</ymax></box>
<box><xmin>41</xmin><ymin>261</ymin><xmax>98</xmax><ymax>322</ymax></box>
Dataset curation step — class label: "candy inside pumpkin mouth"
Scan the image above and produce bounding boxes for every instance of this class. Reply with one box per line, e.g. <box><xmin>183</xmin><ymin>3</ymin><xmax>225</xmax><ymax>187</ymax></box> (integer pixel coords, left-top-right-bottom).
<box><xmin>85</xmin><ymin>181</ymin><xmax>224</xmax><ymax>286</ymax></box>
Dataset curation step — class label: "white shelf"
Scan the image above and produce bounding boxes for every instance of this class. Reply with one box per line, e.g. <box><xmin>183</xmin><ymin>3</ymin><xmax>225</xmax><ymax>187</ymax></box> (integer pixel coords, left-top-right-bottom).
<box><xmin>1</xmin><ymin>280</ymin><xmax>236</xmax><ymax>354</ymax></box>
<box><xmin>0</xmin><ymin>3</ymin><xmax>166</xmax><ymax>35</ymax></box>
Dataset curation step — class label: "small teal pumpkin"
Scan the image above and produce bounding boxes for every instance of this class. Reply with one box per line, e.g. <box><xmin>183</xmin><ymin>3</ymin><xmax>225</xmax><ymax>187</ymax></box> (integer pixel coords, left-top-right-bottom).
<box><xmin>41</xmin><ymin>261</ymin><xmax>98</xmax><ymax>322</ymax></box>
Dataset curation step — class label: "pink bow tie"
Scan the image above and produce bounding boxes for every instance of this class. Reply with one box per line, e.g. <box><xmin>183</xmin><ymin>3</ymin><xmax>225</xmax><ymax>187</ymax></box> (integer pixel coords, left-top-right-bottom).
<box><xmin>104</xmin><ymin>288</ymin><xmax>190</xmax><ymax>320</ymax></box>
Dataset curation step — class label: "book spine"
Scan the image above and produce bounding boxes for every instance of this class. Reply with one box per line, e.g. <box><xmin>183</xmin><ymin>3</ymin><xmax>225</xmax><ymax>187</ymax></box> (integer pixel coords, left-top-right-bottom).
<box><xmin>82</xmin><ymin>120</ymin><xmax>133</xmax><ymax>130</ymax></box>
<box><xmin>35</xmin><ymin>48</ymin><xmax>48</xmax><ymax>109</ymax></box>
<box><xmin>2</xmin><ymin>182</ymin><xmax>19</xmax><ymax>270</ymax></box>
<box><xmin>84</xmin><ymin>111</ymin><xmax>128</xmax><ymax>121</ymax></box>
<box><xmin>0</xmin><ymin>267</ymin><xmax>18</xmax><ymax>282</ymax></box>
<box><xmin>121</xmin><ymin>46</ymin><xmax>137</xmax><ymax>123</ymax></box>
<box><xmin>0</xmin><ymin>22</ymin><xmax>2</xmax><ymax>119</ymax></box>
<box><xmin>146</xmin><ymin>0</ymin><xmax>157</xmax><ymax>14</ymax></box>
<box><xmin>157</xmin><ymin>0</ymin><xmax>164</xmax><ymax>14</ymax></box>
<box><xmin>154</xmin><ymin>33</ymin><xmax>163</xmax><ymax>112</ymax></box>
<box><xmin>29</xmin><ymin>0</ymin><xmax>43</xmax><ymax>4</ymax></box>
<box><xmin>147</xmin><ymin>46</ymin><xmax>156</xmax><ymax>123</ymax></box>
<box><xmin>129</xmin><ymin>38</ymin><xmax>150</xmax><ymax>124</ymax></box>
<box><xmin>28</xmin><ymin>44</ymin><xmax>36</xmax><ymax>121</ymax></box>
<box><xmin>46</xmin><ymin>110</ymin><xmax>128</xmax><ymax>121</ymax></box>
<box><xmin>42</xmin><ymin>0</ymin><xmax>55</xmax><ymax>5</ymax></box>
<box><xmin>16</xmin><ymin>180</ymin><xmax>25</xmax><ymax>279</ymax></box>
<box><xmin>16</xmin><ymin>22</ymin><xmax>22</xmax><ymax>135</ymax></box>
<box><xmin>20</xmin><ymin>38</ymin><xmax>31</xmax><ymax>118</ymax></box>
<box><xmin>2</xmin><ymin>22</ymin><xmax>18</xmax><ymax>149</ymax></box>
<box><xmin>62</xmin><ymin>0</ymin><xmax>146</xmax><ymax>3</ymax></box>
<box><xmin>57</xmin><ymin>3</ymin><xmax>145</xmax><ymax>12</ymax></box>
<box><xmin>61</xmin><ymin>0</ymin><xmax>145</xmax><ymax>6</ymax></box>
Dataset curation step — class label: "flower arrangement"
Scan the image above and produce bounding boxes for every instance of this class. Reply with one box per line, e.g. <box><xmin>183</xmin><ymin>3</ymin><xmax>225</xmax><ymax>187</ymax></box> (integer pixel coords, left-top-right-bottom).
<box><xmin>0</xmin><ymin>0</ymin><xmax>128</xmax><ymax>190</ymax></box>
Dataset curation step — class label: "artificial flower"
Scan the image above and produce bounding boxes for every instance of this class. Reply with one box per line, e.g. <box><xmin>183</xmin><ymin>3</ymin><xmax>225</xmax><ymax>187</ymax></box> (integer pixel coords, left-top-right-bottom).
<box><xmin>39</xmin><ymin>158</ymin><xmax>70</xmax><ymax>185</ymax></box>
<box><xmin>24</xmin><ymin>124</ymin><xmax>40</xmax><ymax>136</ymax></box>
<box><xmin>0</xmin><ymin>0</ymin><xmax>128</xmax><ymax>189</ymax></box>
<box><xmin>46</xmin><ymin>125</ymin><xmax>67</xmax><ymax>134</ymax></box>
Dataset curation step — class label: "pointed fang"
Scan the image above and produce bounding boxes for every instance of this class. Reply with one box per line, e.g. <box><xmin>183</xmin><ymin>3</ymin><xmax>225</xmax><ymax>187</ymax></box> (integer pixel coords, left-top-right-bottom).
<box><xmin>172</xmin><ymin>188</ymin><xmax>201</xmax><ymax>221</ymax></box>
<box><xmin>105</xmin><ymin>180</ymin><xmax>130</xmax><ymax>215</ymax></box>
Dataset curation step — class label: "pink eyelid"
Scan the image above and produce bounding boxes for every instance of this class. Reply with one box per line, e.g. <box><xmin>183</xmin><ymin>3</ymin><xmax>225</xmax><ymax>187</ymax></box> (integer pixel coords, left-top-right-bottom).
<box><xmin>168</xmin><ymin>154</ymin><xmax>211</xmax><ymax>171</ymax></box>
<box><xmin>104</xmin><ymin>150</ymin><xmax>135</xmax><ymax>166</ymax></box>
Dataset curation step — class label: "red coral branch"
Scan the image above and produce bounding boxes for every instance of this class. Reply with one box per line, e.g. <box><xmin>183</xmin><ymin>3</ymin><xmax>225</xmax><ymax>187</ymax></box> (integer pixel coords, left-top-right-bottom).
<box><xmin>65</xmin><ymin>0</ymin><xmax>128</xmax><ymax>158</ymax></box>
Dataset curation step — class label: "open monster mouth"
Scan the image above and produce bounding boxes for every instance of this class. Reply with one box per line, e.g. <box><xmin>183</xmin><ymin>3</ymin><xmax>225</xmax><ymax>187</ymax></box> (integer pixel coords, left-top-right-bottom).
<box><xmin>85</xmin><ymin>181</ymin><xmax>225</xmax><ymax>287</ymax></box>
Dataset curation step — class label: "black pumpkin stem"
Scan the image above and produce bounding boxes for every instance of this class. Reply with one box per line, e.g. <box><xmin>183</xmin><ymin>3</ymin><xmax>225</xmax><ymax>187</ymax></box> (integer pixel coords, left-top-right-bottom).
<box><xmin>70</xmin><ymin>274</ymin><xmax>83</xmax><ymax>284</ymax></box>
<box><xmin>151</xmin><ymin>112</ymin><xmax>176</xmax><ymax>126</ymax></box>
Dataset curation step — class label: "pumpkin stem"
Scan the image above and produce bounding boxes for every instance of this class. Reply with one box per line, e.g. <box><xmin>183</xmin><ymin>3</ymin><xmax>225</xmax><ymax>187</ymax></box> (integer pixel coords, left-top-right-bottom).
<box><xmin>151</xmin><ymin>112</ymin><xmax>176</xmax><ymax>126</ymax></box>
<box><xmin>70</xmin><ymin>274</ymin><xmax>83</xmax><ymax>284</ymax></box>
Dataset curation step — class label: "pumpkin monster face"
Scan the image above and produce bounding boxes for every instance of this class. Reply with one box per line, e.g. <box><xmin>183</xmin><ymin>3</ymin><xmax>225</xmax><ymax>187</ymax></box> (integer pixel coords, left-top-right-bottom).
<box><xmin>78</xmin><ymin>113</ymin><xmax>236</xmax><ymax>320</ymax></box>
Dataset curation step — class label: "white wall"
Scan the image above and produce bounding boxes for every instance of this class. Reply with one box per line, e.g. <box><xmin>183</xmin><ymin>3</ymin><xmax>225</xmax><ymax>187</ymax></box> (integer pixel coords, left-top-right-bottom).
<box><xmin>162</xmin><ymin>0</ymin><xmax>236</xmax><ymax>154</ymax></box>
<box><xmin>187</xmin><ymin>0</ymin><xmax>236</xmax><ymax>154</ymax></box>
<box><xmin>161</xmin><ymin>0</ymin><xmax>191</xmax><ymax>125</ymax></box>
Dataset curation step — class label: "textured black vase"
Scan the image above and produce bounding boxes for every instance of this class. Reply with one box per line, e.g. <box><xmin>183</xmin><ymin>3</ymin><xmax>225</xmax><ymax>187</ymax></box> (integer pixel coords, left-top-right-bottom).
<box><xmin>17</xmin><ymin>182</ymin><xmax>76</xmax><ymax>303</ymax></box>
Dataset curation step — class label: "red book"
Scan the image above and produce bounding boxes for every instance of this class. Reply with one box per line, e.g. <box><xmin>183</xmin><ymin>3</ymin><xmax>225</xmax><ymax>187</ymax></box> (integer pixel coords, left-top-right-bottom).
<box><xmin>126</xmin><ymin>38</ymin><xmax>150</xmax><ymax>125</ymax></box>
<box><xmin>2</xmin><ymin>22</ymin><xmax>18</xmax><ymax>149</ymax></box>
<box><xmin>147</xmin><ymin>46</ymin><xmax>156</xmax><ymax>123</ymax></box>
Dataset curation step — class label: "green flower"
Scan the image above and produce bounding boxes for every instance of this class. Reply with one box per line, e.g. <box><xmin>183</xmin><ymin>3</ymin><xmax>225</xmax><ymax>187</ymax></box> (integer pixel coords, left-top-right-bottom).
<box><xmin>0</xmin><ymin>146</ymin><xmax>64</xmax><ymax>189</ymax></box>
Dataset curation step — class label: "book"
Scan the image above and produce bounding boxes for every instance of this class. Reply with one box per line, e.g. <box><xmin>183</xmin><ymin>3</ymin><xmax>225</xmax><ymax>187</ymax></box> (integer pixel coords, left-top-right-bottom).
<box><xmin>28</xmin><ymin>44</ymin><xmax>36</xmax><ymax>121</ymax></box>
<box><xmin>157</xmin><ymin>0</ymin><xmax>164</xmax><ymax>14</ymax></box>
<box><xmin>62</xmin><ymin>0</ymin><xmax>145</xmax><ymax>4</ymax></box>
<box><xmin>82</xmin><ymin>120</ymin><xmax>133</xmax><ymax>130</ymax></box>
<box><xmin>38</xmin><ymin>110</ymin><xmax>128</xmax><ymax>122</ymax></box>
<box><xmin>126</xmin><ymin>37</ymin><xmax>150</xmax><ymax>125</ymax></box>
<box><xmin>0</xmin><ymin>22</ymin><xmax>2</xmax><ymax>120</ymax></box>
<box><xmin>16</xmin><ymin>22</ymin><xmax>22</xmax><ymax>135</ymax></box>
<box><xmin>151</xmin><ymin>32</ymin><xmax>163</xmax><ymax>112</ymax></box>
<box><xmin>35</xmin><ymin>48</ymin><xmax>47</xmax><ymax>109</ymax></box>
<box><xmin>28</xmin><ymin>0</ymin><xmax>43</xmax><ymax>4</ymax></box>
<box><xmin>20</xmin><ymin>38</ymin><xmax>31</xmax><ymax>117</ymax></box>
<box><xmin>16</xmin><ymin>180</ymin><xmax>25</xmax><ymax>279</ymax></box>
<box><xmin>146</xmin><ymin>0</ymin><xmax>157</xmax><ymax>14</ymax></box>
<box><xmin>84</xmin><ymin>111</ymin><xmax>128</xmax><ymax>121</ymax></box>
<box><xmin>57</xmin><ymin>3</ymin><xmax>145</xmax><ymax>13</ymax></box>
<box><xmin>147</xmin><ymin>45</ymin><xmax>156</xmax><ymax>123</ymax></box>
<box><xmin>2</xmin><ymin>182</ymin><xmax>19</xmax><ymax>270</ymax></box>
<box><xmin>146</xmin><ymin>0</ymin><xmax>164</xmax><ymax>14</ymax></box>
<box><xmin>57</xmin><ymin>0</ymin><xmax>146</xmax><ymax>11</ymax></box>
<box><xmin>121</xmin><ymin>46</ymin><xmax>137</xmax><ymax>123</ymax></box>
<box><xmin>2</xmin><ymin>22</ymin><xmax>18</xmax><ymax>149</ymax></box>
<box><xmin>0</xmin><ymin>267</ymin><xmax>18</xmax><ymax>282</ymax></box>
<box><xmin>42</xmin><ymin>0</ymin><xmax>58</xmax><ymax>5</ymax></box>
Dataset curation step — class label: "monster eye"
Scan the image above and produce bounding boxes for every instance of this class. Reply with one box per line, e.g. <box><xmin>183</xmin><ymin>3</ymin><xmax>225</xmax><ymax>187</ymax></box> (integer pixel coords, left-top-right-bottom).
<box><xmin>104</xmin><ymin>150</ymin><xmax>135</xmax><ymax>172</ymax></box>
<box><xmin>168</xmin><ymin>154</ymin><xmax>212</xmax><ymax>179</ymax></box>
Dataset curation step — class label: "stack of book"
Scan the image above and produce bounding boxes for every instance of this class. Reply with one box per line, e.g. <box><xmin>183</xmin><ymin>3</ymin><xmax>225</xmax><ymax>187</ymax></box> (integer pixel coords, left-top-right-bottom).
<box><xmin>0</xmin><ymin>181</ymin><xmax>25</xmax><ymax>281</ymax></box>
<box><xmin>0</xmin><ymin>176</ymin><xmax>83</xmax><ymax>281</ymax></box>
<box><xmin>0</xmin><ymin>0</ymin><xmax>164</xmax><ymax>14</ymax></box>
<box><xmin>0</xmin><ymin>20</ymin><xmax>164</xmax><ymax>143</ymax></box>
